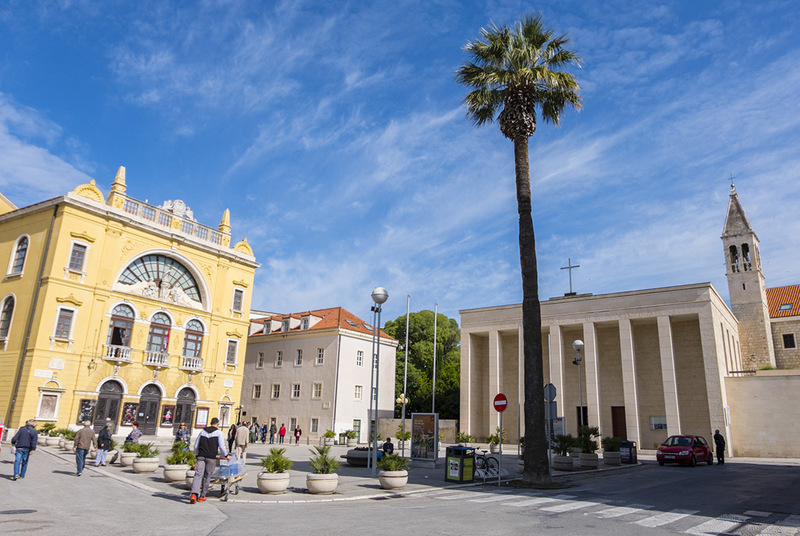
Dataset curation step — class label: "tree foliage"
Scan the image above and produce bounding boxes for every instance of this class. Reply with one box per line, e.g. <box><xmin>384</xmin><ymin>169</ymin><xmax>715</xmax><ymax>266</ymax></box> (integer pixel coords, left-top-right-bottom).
<box><xmin>383</xmin><ymin>310</ymin><xmax>460</xmax><ymax>420</ymax></box>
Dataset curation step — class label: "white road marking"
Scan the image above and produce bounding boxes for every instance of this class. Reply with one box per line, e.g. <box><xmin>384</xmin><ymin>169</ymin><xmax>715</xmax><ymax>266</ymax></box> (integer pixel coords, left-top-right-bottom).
<box><xmin>758</xmin><ymin>515</ymin><xmax>800</xmax><ymax>535</ymax></box>
<box><xmin>505</xmin><ymin>494</ymin><xmax>576</xmax><ymax>508</ymax></box>
<box><xmin>470</xmin><ymin>493</ymin><xmax>532</xmax><ymax>503</ymax></box>
<box><xmin>635</xmin><ymin>509</ymin><xmax>700</xmax><ymax>528</ymax></box>
<box><xmin>746</xmin><ymin>511</ymin><xmax>773</xmax><ymax>518</ymax></box>
<box><xmin>593</xmin><ymin>504</ymin><xmax>654</xmax><ymax>518</ymax></box>
<box><xmin>437</xmin><ymin>492</ymin><xmax>483</xmax><ymax>500</ymax></box>
<box><xmin>685</xmin><ymin>513</ymin><xmax>750</xmax><ymax>535</ymax></box>
<box><xmin>540</xmin><ymin>499</ymin><xmax>606</xmax><ymax>513</ymax></box>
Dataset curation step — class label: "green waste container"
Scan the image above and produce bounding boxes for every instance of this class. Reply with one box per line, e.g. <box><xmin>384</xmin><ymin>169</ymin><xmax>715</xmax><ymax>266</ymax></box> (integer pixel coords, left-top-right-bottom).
<box><xmin>445</xmin><ymin>446</ymin><xmax>475</xmax><ymax>483</ymax></box>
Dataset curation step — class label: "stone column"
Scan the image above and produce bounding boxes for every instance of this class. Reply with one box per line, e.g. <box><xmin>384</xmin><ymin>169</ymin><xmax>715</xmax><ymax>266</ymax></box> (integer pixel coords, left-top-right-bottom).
<box><xmin>460</xmin><ymin>331</ymin><xmax>473</xmax><ymax>437</ymax></box>
<box><xmin>549</xmin><ymin>325</ymin><xmax>565</xmax><ymax>418</ymax></box>
<box><xmin>488</xmin><ymin>330</ymin><xmax>503</xmax><ymax>433</ymax></box>
<box><xmin>583</xmin><ymin>322</ymin><xmax>602</xmax><ymax>434</ymax></box>
<box><xmin>657</xmin><ymin>316</ymin><xmax>681</xmax><ymax>434</ymax></box>
<box><xmin>618</xmin><ymin>318</ymin><xmax>641</xmax><ymax>444</ymax></box>
<box><xmin>699</xmin><ymin>310</ymin><xmax>731</xmax><ymax>456</ymax></box>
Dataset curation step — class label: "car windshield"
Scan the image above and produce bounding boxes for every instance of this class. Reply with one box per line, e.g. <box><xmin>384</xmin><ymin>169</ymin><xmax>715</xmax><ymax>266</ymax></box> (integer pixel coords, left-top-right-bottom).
<box><xmin>663</xmin><ymin>436</ymin><xmax>692</xmax><ymax>447</ymax></box>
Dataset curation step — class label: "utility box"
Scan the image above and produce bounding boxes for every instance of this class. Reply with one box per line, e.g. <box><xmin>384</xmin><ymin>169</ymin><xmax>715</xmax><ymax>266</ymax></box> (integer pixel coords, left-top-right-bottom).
<box><xmin>620</xmin><ymin>440</ymin><xmax>638</xmax><ymax>464</ymax></box>
<box><xmin>445</xmin><ymin>446</ymin><xmax>475</xmax><ymax>483</ymax></box>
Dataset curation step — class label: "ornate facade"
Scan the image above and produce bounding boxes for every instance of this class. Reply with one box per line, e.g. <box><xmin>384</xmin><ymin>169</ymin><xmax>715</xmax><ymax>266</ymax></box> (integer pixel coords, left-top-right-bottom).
<box><xmin>0</xmin><ymin>167</ymin><xmax>258</xmax><ymax>439</ymax></box>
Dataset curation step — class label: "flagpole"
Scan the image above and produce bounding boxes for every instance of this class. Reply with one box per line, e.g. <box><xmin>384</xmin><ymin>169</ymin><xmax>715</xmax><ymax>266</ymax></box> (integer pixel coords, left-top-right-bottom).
<box><xmin>432</xmin><ymin>302</ymin><xmax>438</xmax><ymax>414</ymax></box>
<box><xmin>401</xmin><ymin>295</ymin><xmax>410</xmax><ymax>457</ymax></box>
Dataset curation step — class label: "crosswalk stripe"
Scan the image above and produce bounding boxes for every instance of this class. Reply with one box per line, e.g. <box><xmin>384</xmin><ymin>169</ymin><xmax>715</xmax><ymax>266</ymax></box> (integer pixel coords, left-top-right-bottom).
<box><xmin>505</xmin><ymin>494</ymin><xmax>576</xmax><ymax>508</ymax></box>
<box><xmin>470</xmin><ymin>494</ymin><xmax>532</xmax><ymax>503</ymax></box>
<box><xmin>593</xmin><ymin>504</ymin><xmax>654</xmax><ymax>519</ymax></box>
<box><xmin>758</xmin><ymin>515</ymin><xmax>800</xmax><ymax>535</ymax></box>
<box><xmin>777</xmin><ymin>515</ymin><xmax>800</xmax><ymax>528</ymax></box>
<box><xmin>745</xmin><ymin>511</ymin><xmax>773</xmax><ymax>518</ymax></box>
<box><xmin>686</xmin><ymin>513</ymin><xmax>750</xmax><ymax>535</ymax></box>
<box><xmin>438</xmin><ymin>492</ymin><xmax>482</xmax><ymax>500</ymax></box>
<box><xmin>540</xmin><ymin>500</ymin><xmax>605</xmax><ymax>513</ymax></box>
<box><xmin>635</xmin><ymin>509</ymin><xmax>700</xmax><ymax>528</ymax></box>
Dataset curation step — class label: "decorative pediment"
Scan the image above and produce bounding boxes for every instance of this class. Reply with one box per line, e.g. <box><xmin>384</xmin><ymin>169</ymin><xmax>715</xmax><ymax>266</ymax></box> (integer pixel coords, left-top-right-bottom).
<box><xmin>226</xmin><ymin>330</ymin><xmax>243</xmax><ymax>339</ymax></box>
<box><xmin>232</xmin><ymin>279</ymin><xmax>249</xmax><ymax>288</ymax></box>
<box><xmin>56</xmin><ymin>294</ymin><xmax>83</xmax><ymax>307</ymax></box>
<box><xmin>72</xmin><ymin>180</ymin><xmax>104</xmax><ymax>203</ymax></box>
<box><xmin>233</xmin><ymin>237</ymin><xmax>253</xmax><ymax>256</ymax></box>
<box><xmin>70</xmin><ymin>231</ymin><xmax>96</xmax><ymax>243</ymax></box>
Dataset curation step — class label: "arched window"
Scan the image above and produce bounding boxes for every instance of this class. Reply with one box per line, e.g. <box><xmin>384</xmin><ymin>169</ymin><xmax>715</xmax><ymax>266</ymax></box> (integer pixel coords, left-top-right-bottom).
<box><xmin>10</xmin><ymin>236</ymin><xmax>28</xmax><ymax>274</ymax></box>
<box><xmin>182</xmin><ymin>319</ymin><xmax>204</xmax><ymax>357</ymax></box>
<box><xmin>741</xmin><ymin>243</ymin><xmax>751</xmax><ymax>271</ymax></box>
<box><xmin>147</xmin><ymin>312</ymin><xmax>171</xmax><ymax>354</ymax></box>
<box><xmin>107</xmin><ymin>304</ymin><xmax>135</xmax><ymax>347</ymax></box>
<box><xmin>118</xmin><ymin>254</ymin><xmax>201</xmax><ymax>303</ymax></box>
<box><xmin>729</xmin><ymin>245</ymin><xmax>739</xmax><ymax>273</ymax></box>
<box><xmin>0</xmin><ymin>296</ymin><xmax>14</xmax><ymax>339</ymax></box>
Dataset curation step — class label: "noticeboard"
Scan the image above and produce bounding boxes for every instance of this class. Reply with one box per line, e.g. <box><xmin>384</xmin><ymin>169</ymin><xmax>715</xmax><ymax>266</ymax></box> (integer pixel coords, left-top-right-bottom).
<box><xmin>410</xmin><ymin>413</ymin><xmax>438</xmax><ymax>461</ymax></box>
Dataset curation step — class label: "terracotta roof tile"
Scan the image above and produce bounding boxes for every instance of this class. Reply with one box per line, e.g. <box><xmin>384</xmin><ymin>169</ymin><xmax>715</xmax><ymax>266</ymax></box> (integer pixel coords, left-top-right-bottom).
<box><xmin>250</xmin><ymin>306</ymin><xmax>396</xmax><ymax>341</ymax></box>
<box><xmin>766</xmin><ymin>284</ymin><xmax>800</xmax><ymax>318</ymax></box>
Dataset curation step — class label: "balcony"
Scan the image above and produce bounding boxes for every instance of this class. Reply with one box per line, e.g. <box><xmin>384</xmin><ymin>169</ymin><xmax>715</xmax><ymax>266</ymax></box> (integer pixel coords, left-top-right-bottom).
<box><xmin>144</xmin><ymin>350</ymin><xmax>171</xmax><ymax>368</ymax></box>
<box><xmin>122</xmin><ymin>198</ymin><xmax>226</xmax><ymax>247</ymax></box>
<box><xmin>179</xmin><ymin>355</ymin><xmax>204</xmax><ymax>372</ymax></box>
<box><xmin>103</xmin><ymin>345</ymin><xmax>133</xmax><ymax>363</ymax></box>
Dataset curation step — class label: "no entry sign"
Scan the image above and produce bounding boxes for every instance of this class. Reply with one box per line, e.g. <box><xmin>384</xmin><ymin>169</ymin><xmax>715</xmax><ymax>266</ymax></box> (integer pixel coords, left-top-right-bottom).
<box><xmin>493</xmin><ymin>393</ymin><xmax>508</xmax><ymax>412</ymax></box>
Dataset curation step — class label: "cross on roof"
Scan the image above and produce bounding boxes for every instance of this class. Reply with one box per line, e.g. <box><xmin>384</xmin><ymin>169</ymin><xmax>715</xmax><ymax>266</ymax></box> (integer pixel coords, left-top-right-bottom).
<box><xmin>560</xmin><ymin>257</ymin><xmax>580</xmax><ymax>294</ymax></box>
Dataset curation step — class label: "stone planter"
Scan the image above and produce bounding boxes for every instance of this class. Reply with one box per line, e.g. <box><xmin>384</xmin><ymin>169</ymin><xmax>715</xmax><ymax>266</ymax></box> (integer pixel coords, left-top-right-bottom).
<box><xmin>306</xmin><ymin>473</ymin><xmax>338</xmax><ymax>494</ymax></box>
<box><xmin>185</xmin><ymin>469</ymin><xmax>195</xmax><ymax>489</ymax></box>
<box><xmin>346</xmin><ymin>438</ymin><xmax>357</xmax><ymax>447</ymax></box>
<box><xmin>120</xmin><ymin>452</ymin><xmax>139</xmax><ymax>467</ymax></box>
<box><xmin>569</xmin><ymin>447</ymin><xmax>582</xmax><ymax>458</ymax></box>
<box><xmin>603</xmin><ymin>451</ymin><xmax>621</xmax><ymax>466</ymax></box>
<box><xmin>132</xmin><ymin>456</ymin><xmax>160</xmax><ymax>474</ymax></box>
<box><xmin>489</xmin><ymin>443</ymin><xmax>500</xmax><ymax>454</ymax></box>
<box><xmin>378</xmin><ymin>470</ymin><xmax>408</xmax><ymax>490</ymax></box>
<box><xmin>164</xmin><ymin>463</ymin><xmax>192</xmax><ymax>483</ymax></box>
<box><xmin>324</xmin><ymin>438</ymin><xmax>335</xmax><ymax>446</ymax></box>
<box><xmin>257</xmin><ymin>472</ymin><xmax>291</xmax><ymax>494</ymax></box>
<box><xmin>108</xmin><ymin>450</ymin><xmax>119</xmax><ymax>465</ymax></box>
<box><xmin>64</xmin><ymin>440</ymin><xmax>75</xmax><ymax>452</ymax></box>
<box><xmin>45</xmin><ymin>436</ymin><xmax>60</xmax><ymax>447</ymax></box>
<box><xmin>552</xmin><ymin>455</ymin><xmax>574</xmax><ymax>471</ymax></box>
<box><xmin>579</xmin><ymin>452</ymin><xmax>599</xmax><ymax>469</ymax></box>
<box><xmin>88</xmin><ymin>449</ymin><xmax>96</xmax><ymax>460</ymax></box>
<box><xmin>58</xmin><ymin>438</ymin><xmax>66</xmax><ymax>449</ymax></box>
<box><xmin>517</xmin><ymin>459</ymin><xmax>525</xmax><ymax>474</ymax></box>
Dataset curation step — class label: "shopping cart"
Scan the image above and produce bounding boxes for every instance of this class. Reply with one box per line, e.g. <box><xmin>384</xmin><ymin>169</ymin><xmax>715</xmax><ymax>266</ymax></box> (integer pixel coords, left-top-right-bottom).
<box><xmin>209</xmin><ymin>454</ymin><xmax>247</xmax><ymax>501</ymax></box>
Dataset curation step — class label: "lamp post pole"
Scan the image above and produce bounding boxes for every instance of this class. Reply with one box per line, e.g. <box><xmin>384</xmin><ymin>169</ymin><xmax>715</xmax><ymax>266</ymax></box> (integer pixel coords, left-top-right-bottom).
<box><xmin>369</xmin><ymin>287</ymin><xmax>388</xmax><ymax>477</ymax></box>
<box><xmin>572</xmin><ymin>340</ymin><xmax>584</xmax><ymax>428</ymax></box>
<box><xmin>402</xmin><ymin>295</ymin><xmax>410</xmax><ymax>456</ymax></box>
<box><xmin>431</xmin><ymin>302</ymin><xmax>438</xmax><ymax>413</ymax></box>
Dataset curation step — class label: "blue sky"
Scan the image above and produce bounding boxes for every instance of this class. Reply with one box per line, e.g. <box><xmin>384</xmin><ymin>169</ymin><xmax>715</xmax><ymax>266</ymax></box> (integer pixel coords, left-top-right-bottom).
<box><xmin>1</xmin><ymin>1</ymin><xmax>799</xmax><ymax>324</ymax></box>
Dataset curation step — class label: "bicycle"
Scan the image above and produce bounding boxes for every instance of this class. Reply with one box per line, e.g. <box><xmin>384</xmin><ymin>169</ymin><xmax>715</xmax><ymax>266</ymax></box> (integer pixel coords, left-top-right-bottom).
<box><xmin>475</xmin><ymin>450</ymin><xmax>499</xmax><ymax>472</ymax></box>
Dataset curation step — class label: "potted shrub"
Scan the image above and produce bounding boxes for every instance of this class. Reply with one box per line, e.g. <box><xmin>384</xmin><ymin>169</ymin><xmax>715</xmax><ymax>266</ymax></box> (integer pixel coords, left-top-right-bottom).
<box><xmin>601</xmin><ymin>436</ymin><xmax>622</xmax><ymax>466</ymax></box>
<box><xmin>40</xmin><ymin>423</ymin><xmax>59</xmax><ymax>446</ymax></box>
<box><xmin>344</xmin><ymin>429</ymin><xmax>358</xmax><ymax>447</ymax></box>
<box><xmin>164</xmin><ymin>441</ymin><xmax>196</xmax><ymax>482</ymax></box>
<box><xmin>306</xmin><ymin>445</ymin><xmax>340</xmax><ymax>494</ymax></box>
<box><xmin>322</xmin><ymin>430</ymin><xmax>336</xmax><ymax>446</ymax></box>
<box><xmin>396</xmin><ymin>425</ymin><xmax>411</xmax><ymax>449</ymax></box>
<box><xmin>132</xmin><ymin>442</ymin><xmax>160</xmax><ymax>474</ymax></box>
<box><xmin>377</xmin><ymin>453</ymin><xmax>410</xmax><ymax>490</ymax></box>
<box><xmin>487</xmin><ymin>427</ymin><xmax>505</xmax><ymax>454</ymax></box>
<box><xmin>257</xmin><ymin>448</ymin><xmax>293</xmax><ymax>494</ymax></box>
<box><xmin>578</xmin><ymin>426</ymin><xmax>600</xmax><ymax>469</ymax></box>
<box><xmin>552</xmin><ymin>434</ymin><xmax>575</xmax><ymax>471</ymax></box>
<box><xmin>438</xmin><ymin>432</ymin><xmax>444</xmax><ymax>451</ymax></box>
<box><xmin>456</xmin><ymin>431</ymin><xmax>473</xmax><ymax>446</ymax></box>
<box><xmin>55</xmin><ymin>428</ymin><xmax>70</xmax><ymax>449</ymax></box>
<box><xmin>107</xmin><ymin>439</ymin><xmax>120</xmax><ymax>465</ymax></box>
<box><xmin>120</xmin><ymin>441</ymin><xmax>140</xmax><ymax>467</ymax></box>
<box><xmin>63</xmin><ymin>429</ymin><xmax>77</xmax><ymax>452</ymax></box>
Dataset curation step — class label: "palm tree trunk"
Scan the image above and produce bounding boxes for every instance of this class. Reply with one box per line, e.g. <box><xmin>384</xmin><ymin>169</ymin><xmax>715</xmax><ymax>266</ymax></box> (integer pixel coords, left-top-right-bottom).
<box><xmin>514</xmin><ymin>136</ymin><xmax>550</xmax><ymax>485</ymax></box>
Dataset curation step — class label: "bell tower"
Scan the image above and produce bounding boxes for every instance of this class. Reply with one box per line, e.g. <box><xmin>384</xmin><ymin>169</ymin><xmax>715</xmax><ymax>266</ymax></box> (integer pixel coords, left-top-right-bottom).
<box><xmin>721</xmin><ymin>185</ymin><xmax>775</xmax><ymax>369</ymax></box>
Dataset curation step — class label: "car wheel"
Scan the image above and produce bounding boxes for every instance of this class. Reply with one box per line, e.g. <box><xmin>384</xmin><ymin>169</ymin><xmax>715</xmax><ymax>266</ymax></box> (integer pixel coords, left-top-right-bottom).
<box><xmin>658</xmin><ymin>461</ymin><xmax>664</xmax><ymax>466</ymax></box>
<box><xmin>707</xmin><ymin>455</ymin><xmax>713</xmax><ymax>466</ymax></box>
<box><xmin>690</xmin><ymin>455</ymin><xmax>696</xmax><ymax>467</ymax></box>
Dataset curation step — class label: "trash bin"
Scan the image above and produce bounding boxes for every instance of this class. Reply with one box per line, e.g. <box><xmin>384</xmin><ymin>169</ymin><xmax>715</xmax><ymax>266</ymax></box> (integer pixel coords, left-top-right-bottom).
<box><xmin>620</xmin><ymin>440</ymin><xmax>638</xmax><ymax>464</ymax></box>
<box><xmin>444</xmin><ymin>446</ymin><xmax>475</xmax><ymax>483</ymax></box>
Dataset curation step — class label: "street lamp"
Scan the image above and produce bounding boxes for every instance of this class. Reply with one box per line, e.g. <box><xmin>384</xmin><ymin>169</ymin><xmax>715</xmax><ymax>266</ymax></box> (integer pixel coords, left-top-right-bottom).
<box><xmin>369</xmin><ymin>286</ymin><xmax>388</xmax><ymax>477</ymax></box>
<box><xmin>396</xmin><ymin>393</ymin><xmax>409</xmax><ymax>456</ymax></box>
<box><xmin>572</xmin><ymin>340</ymin><xmax>584</xmax><ymax>428</ymax></box>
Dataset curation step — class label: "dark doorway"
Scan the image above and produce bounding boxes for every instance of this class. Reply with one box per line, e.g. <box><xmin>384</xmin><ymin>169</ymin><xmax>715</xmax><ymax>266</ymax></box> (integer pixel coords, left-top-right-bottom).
<box><xmin>575</xmin><ymin>406</ymin><xmax>588</xmax><ymax>429</ymax></box>
<box><xmin>138</xmin><ymin>384</ymin><xmax>162</xmax><ymax>435</ymax></box>
<box><xmin>94</xmin><ymin>380</ymin><xmax>123</xmax><ymax>432</ymax></box>
<box><xmin>173</xmin><ymin>388</ymin><xmax>196</xmax><ymax>434</ymax></box>
<box><xmin>611</xmin><ymin>406</ymin><xmax>627</xmax><ymax>440</ymax></box>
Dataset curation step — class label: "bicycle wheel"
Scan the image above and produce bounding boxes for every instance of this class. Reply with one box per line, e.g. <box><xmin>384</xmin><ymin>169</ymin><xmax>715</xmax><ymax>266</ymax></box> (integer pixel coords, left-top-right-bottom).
<box><xmin>485</xmin><ymin>457</ymin><xmax>499</xmax><ymax>471</ymax></box>
<box><xmin>475</xmin><ymin>457</ymin><xmax>487</xmax><ymax>470</ymax></box>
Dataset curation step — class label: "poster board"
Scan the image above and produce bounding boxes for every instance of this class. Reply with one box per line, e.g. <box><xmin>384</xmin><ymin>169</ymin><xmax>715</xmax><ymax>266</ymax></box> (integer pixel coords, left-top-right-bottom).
<box><xmin>77</xmin><ymin>399</ymin><xmax>96</xmax><ymax>423</ymax></box>
<box><xmin>121</xmin><ymin>402</ymin><xmax>138</xmax><ymax>426</ymax></box>
<box><xmin>195</xmin><ymin>407</ymin><xmax>209</xmax><ymax>428</ymax></box>
<box><xmin>160</xmin><ymin>405</ymin><xmax>175</xmax><ymax>427</ymax></box>
<box><xmin>410</xmin><ymin>413</ymin><xmax>438</xmax><ymax>461</ymax></box>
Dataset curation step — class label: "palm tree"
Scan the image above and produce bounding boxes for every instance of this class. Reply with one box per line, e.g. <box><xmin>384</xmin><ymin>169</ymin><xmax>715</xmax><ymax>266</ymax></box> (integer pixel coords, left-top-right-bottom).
<box><xmin>455</xmin><ymin>13</ymin><xmax>581</xmax><ymax>485</ymax></box>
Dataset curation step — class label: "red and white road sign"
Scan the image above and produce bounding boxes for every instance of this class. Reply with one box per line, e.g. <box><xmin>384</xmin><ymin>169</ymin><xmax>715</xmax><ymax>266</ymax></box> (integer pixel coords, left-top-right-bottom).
<box><xmin>493</xmin><ymin>393</ymin><xmax>508</xmax><ymax>412</ymax></box>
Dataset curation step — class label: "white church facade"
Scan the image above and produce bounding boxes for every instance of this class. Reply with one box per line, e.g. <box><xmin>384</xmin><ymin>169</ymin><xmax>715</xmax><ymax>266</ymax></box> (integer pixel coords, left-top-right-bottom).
<box><xmin>460</xmin><ymin>187</ymin><xmax>800</xmax><ymax>456</ymax></box>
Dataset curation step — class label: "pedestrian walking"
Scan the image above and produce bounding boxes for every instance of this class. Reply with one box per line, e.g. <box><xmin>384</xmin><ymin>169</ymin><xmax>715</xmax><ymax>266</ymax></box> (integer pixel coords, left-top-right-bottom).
<box><xmin>714</xmin><ymin>429</ymin><xmax>726</xmax><ymax>465</ymax></box>
<box><xmin>227</xmin><ymin>424</ymin><xmax>236</xmax><ymax>453</ymax></box>
<box><xmin>278</xmin><ymin>423</ymin><xmax>286</xmax><ymax>444</ymax></box>
<box><xmin>261</xmin><ymin>423</ymin><xmax>268</xmax><ymax>443</ymax></box>
<box><xmin>269</xmin><ymin>421</ymin><xmax>277</xmax><ymax>444</ymax></box>
<box><xmin>190</xmin><ymin>417</ymin><xmax>228</xmax><ymax>504</ymax></box>
<box><xmin>125</xmin><ymin>421</ymin><xmax>142</xmax><ymax>444</ymax></box>
<box><xmin>235</xmin><ymin>422</ymin><xmax>249</xmax><ymax>461</ymax></box>
<box><xmin>95</xmin><ymin>422</ymin><xmax>112</xmax><ymax>467</ymax></box>
<box><xmin>294</xmin><ymin>426</ymin><xmax>302</xmax><ymax>445</ymax></box>
<box><xmin>11</xmin><ymin>419</ymin><xmax>38</xmax><ymax>480</ymax></box>
<box><xmin>175</xmin><ymin>422</ymin><xmax>190</xmax><ymax>444</ymax></box>
<box><xmin>74</xmin><ymin>421</ymin><xmax>97</xmax><ymax>476</ymax></box>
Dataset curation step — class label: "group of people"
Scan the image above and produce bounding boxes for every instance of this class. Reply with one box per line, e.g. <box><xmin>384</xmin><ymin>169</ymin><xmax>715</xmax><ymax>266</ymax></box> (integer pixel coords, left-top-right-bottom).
<box><xmin>224</xmin><ymin>421</ymin><xmax>302</xmax><ymax>452</ymax></box>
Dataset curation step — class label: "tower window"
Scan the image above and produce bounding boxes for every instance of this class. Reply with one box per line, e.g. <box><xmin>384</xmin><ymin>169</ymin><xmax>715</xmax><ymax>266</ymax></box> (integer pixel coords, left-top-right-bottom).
<box><xmin>783</xmin><ymin>334</ymin><xmax>796</xmax><ymax>349</ymax></box>
<box><xmin>741</xmin><ymin>243</ymin><xmax>751</xmax><ymax>271</ymax></box>
<box><xmin>729</xmin><ymin>245</ymin><xmax>740</xmax><ymax>273</ymax></box>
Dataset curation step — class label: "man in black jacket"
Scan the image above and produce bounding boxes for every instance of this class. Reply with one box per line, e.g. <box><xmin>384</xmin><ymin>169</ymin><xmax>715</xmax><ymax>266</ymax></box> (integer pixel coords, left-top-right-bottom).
<box><xmin>11</xmin><ymin>419</ymin><xmax>38</xmax><ymax>480</ymax></box>
<box><xmin>713</xmin><ymin>429</ymin><xmax>726</xmax><ymax>465</ymax></box>
<box><xmin>190</xmin><ymin>417</ymin><xmax>228</xmax><ymax>503</ymax></box>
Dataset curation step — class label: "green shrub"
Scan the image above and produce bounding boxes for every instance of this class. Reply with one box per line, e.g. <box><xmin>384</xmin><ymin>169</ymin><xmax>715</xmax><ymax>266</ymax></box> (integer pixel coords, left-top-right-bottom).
<box><xmin>395</xmin><ymin>424</ymin><xmax>411</xmax><ymax>441</ymax></box>
<box><xmin>601</xmin><ymin>436</ymin><xmax>621</xmax><ymax>452</ymax></box>
<box><xmin>552</xmin><ymin>434</ymin><xmax>575</xmax><ymax>456</ymax></box>
<box><xmin>377</xmin><ymin>453</ymin><xmax>410</xmax><ymax>472</ymax></box>
<box><xmin>171</xmin><ymin>440</ymin><xmax>191</xmax><ymax>454</ymax></box>
<box><xmin>343</xmin><ymin>429</ymin><xmax>358</xmax><ymax>440</ymax></box>
<box><xmin>308</xmin><ymin>445</ymin><xmax>340</xmax><ymax>474</ymax></box>
<box><xmin>260</xmin><ymin>448</ymin><xmax>293</xmax><ymax>473</ymax></box>
<box><xmin>456</xmin><ymin>432</ymin><xmax>474</xmax><ymax>444</ymax></box>
<box><xmin>122</xmin><ymin>441</ymin><xmax>140</xmax><ymax>453</ymax></box>
<box><xmin>39</xmin><ymin>423</ymin><xmax>57</xmax><ymax>436</ymax></box>
<box><xmin>136</xmin><ymin>442</ymin><xmax>160</xmax><ymax>458</ymax></box>
<box><xmin>54</xmin><ymin>427</ymin><xmax>70</xmax><ymax>438</ymax></box>
<box><xmin>64</xmin><ymin>430</ymin><xmax>76</xmax><ymax>441</ymax></box>
<box><xmin>322</xmin><ymin>430</ymin><xmax>336</xmax><ymax>439</ymax></box>
<box><xmin>166</xmin><ymin>448</ymin><xmax>196</xmax><ymax>466</ymax></box>
<box><xmin>577</xmin><ymin>426</ymin><xmax>600</xmax><ymax>454</ymax></box>
<box><xmin>487</xmin><ymin>427</ymin><xmax>506</xmax><ymax>445</ymax></box>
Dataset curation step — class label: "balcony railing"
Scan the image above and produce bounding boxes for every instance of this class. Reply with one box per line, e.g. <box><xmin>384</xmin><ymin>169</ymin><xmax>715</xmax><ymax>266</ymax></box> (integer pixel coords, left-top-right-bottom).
<box><xmin>121</xmin><ymin>198</ymin><xmax>225</xmax><ymax>247</ymax></box>
<box><xmin>144</xmin><ymin>350</ymin><xmax>171</xmax><ymax>368</ymax></box>
<box><xmin>179</xmin><ymin>355</ymin><xmax>204</xmax><ymax>372</ymax></box>
<box><xmin>103</xmin><ymin>345</ymin><xmax>133</xmax><ymax>363</ymax></box>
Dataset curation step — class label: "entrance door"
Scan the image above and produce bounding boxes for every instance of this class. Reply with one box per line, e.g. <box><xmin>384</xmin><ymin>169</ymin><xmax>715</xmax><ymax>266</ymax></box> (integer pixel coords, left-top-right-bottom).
<box><xmin>611</xmin><ymin>406</ymin><xmax>627</xmax><ymax>440</ymax></box>
<box><xmin>575</xmin><ymin>406</ymin><xmax>588</xmax><ymax>429</ymax></box>
<box><xmin>94</xmin><ymin>380</ymin><xmax>123</xmax><ymax>432</ymax></box>
<box><xmin>173</xmin><ymin>388</ymin><xmax>196</xmax><ymax>433</ymax></box>
<box><xmin>138</xmin><ymin>384</ymin><xmax>162</xmax><ymax>435</ymax></box>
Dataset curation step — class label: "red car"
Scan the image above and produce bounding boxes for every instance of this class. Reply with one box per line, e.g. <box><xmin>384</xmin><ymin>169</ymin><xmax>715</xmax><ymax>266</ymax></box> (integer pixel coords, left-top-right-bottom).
<box><xmin>656</xmin><ymin>435</ymin><xmax>713</xmax><ymax>466</ymax></box>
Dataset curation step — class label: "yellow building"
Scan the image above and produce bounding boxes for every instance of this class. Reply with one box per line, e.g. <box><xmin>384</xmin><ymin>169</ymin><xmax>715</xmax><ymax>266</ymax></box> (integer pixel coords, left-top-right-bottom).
<box><xmin>0</xmin><ymin>167</ymin><xmax>258</xmax><ymax>439</ymax></box>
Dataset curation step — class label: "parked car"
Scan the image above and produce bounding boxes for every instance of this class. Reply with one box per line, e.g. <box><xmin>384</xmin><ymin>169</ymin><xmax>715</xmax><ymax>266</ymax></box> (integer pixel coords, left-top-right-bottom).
<box><xmin>656</xmin><ymin>435</ymin><xmax>713</xmax><ymax>466</ymax></box>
